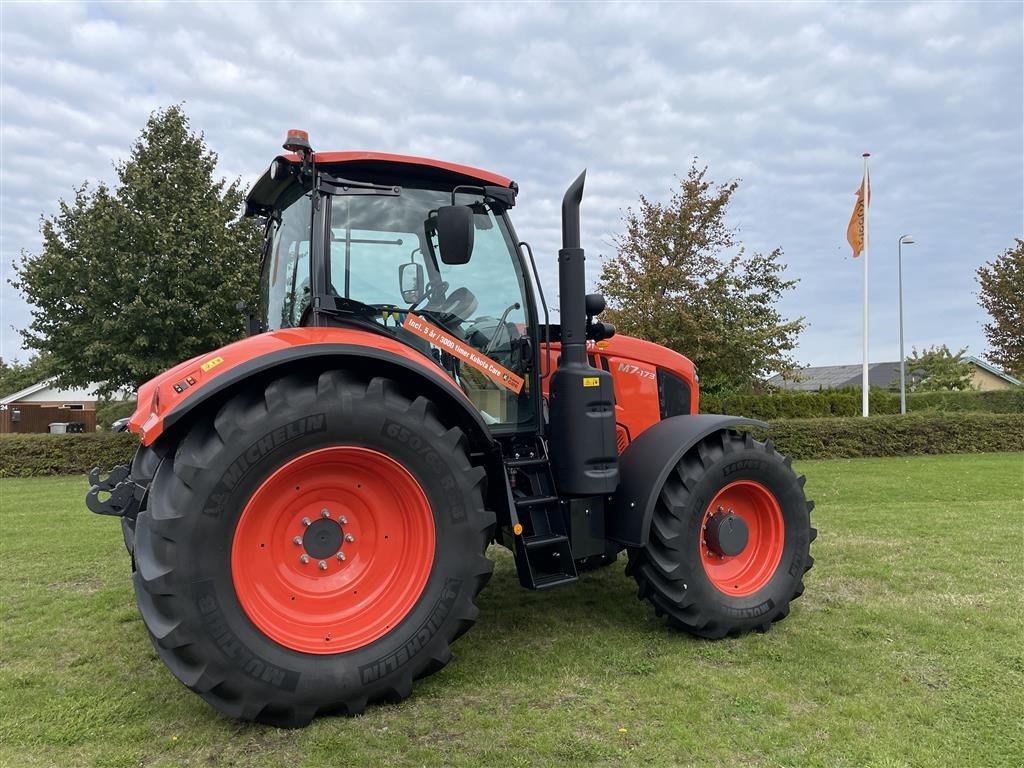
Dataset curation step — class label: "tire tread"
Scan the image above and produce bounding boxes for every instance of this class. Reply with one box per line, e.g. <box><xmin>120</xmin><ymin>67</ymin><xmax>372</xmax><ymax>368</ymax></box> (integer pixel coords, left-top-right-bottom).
<box><xmin>627</xmin><ymin>430</ymin><xmax>814</xmax><ymax>639</ymax></box>
<box><xmin>132</xmin><ymin>370</ymin><xmax>495</xmax><ymax>727</ymax></box>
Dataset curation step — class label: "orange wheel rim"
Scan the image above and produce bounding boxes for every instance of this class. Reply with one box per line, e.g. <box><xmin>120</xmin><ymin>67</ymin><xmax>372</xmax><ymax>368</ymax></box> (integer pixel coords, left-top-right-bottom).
<box><xmin>231</xmin><ymin>447</ymin><xmax>435</xmax><ymax>654</ymax></box>
<box><xmin>700</xmin><ymin>480</ymin><xmax>784</xmax><ymax>597</ymax></box>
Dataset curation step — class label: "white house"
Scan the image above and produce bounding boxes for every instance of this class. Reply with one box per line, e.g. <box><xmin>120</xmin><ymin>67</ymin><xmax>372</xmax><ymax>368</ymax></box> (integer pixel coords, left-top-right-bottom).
<box><xmin>0</xmin><ymin>379</ymin><xmax>105</xmax><ymax>433</ymax></box>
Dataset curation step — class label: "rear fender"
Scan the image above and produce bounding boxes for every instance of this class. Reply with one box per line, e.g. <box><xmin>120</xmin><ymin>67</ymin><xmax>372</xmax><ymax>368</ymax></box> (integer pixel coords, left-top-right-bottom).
<box><xmin>607</xmin><ymin>414</ymin><xmax>768</xmax><ymax>547</ymax></box>
<box><xmin>132</xmin><ymin>329</ymin><xmax>496</xmax><ymax>459</ymax></box>
<box><xmin>146</xmin><ymin>342</ymin><xmax>509</xmax><ymax>539</ymax></box>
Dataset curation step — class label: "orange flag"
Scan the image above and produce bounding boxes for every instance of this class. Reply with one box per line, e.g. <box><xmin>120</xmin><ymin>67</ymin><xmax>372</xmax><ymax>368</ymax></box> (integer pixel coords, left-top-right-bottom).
<box><xmin>846</xmin><ymin>169</ymin><xmax>870</xmax><ymax>257</ymax></box>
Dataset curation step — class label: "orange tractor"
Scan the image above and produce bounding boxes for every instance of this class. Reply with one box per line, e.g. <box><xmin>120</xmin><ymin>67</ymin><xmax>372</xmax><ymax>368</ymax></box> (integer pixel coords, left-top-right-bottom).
<box><xmin>87</xmin><ymin>130</ymin><xmax>815</xmax><ymax>727</ymax></box>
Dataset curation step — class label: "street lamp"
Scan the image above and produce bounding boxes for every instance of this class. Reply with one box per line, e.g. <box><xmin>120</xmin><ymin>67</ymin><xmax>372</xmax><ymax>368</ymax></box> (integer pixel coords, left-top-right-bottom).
<box><xmin>898</xmin><ymin>234</ymin><xmax>915</xmax><ymax>415</ymax></box>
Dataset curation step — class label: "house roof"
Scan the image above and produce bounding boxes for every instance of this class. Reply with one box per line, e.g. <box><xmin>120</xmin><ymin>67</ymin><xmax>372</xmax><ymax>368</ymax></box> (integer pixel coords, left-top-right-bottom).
<box><xmin>767</xmin><ymin>362</ymin><xmax>902</xmax><ymax>391</ymax></box>
<box><xmin>0</xmin><ymin>378</ymin><xmax>103</xmax><ymax>405</ymax></box>
<box><xmin>0</xmin><ymin>380</ymin><xmax>51</xmax><ymax>405</ymax></box>
<box><xmin>964</xmin><ymin>356</ymin><xmax>1022</xmax><ymax>386</ymax></box>
<box><xmin>768</xmin><ymin>357</ymin><xmax>1021</xmax><ymax>390</ymax></box>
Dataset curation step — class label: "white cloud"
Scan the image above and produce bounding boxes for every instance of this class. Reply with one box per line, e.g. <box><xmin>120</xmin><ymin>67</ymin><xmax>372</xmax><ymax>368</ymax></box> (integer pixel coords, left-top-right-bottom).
<box><xmin>1</xmin><ymin>0</ymin><xmax>1021</xmax><ymax>371</ymax></box>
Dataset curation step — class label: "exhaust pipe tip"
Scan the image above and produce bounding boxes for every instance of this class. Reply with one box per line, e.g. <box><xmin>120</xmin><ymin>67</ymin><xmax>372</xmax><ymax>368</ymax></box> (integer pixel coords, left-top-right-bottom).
<box><xmin>561</xmin><ymin>169</ymin><xmax>586</xmax><ymax>250</ymax></box>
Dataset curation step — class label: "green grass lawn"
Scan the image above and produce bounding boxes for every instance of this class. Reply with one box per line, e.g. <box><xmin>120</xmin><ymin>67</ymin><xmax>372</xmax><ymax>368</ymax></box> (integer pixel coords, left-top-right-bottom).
<box><xmin>1</xmin><ymin>454</ymin><xmax>1022</xmax><ymax>768</ymax></box>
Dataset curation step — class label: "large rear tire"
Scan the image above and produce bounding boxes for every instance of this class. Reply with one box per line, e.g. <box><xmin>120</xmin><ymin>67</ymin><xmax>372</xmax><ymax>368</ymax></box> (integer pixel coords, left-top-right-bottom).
<box><xmin>119</xmin><ymin>442</ymin><xmax>163</xmax><ymax>568</ymax></box>
<box><xmin>132</xmin><ymin>371</ymin><xmax>494</xmax><ymax>726</ymax></box>
<box><xmin>627</xmin><ymin>430</ymin><xmax>815</xmax><ymax>638</ymax></box>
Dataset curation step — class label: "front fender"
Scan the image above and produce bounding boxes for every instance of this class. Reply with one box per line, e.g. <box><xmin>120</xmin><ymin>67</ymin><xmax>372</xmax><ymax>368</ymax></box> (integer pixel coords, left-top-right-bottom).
<box><xmin>129</xmin><ymin>327</ymin><xmax>494</xmax><ymax>453</ymax></box>
<box><xmin>607</xmin><ymin>414</ymin><xmax>768</xmax><ymax>547</ymax></box>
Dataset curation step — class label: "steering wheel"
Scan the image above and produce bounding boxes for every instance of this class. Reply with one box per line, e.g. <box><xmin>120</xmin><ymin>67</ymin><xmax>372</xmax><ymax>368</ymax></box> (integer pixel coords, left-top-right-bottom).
<box><xmin>423</xmin><ymin>287</ymin><xmax>478</xmax><ymax>327</ymax></box>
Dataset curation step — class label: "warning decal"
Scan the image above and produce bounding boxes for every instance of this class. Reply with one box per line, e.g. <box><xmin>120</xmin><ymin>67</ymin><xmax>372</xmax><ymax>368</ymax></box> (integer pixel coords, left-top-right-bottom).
<box><xmin>402</xmin><ymin>313</ymin><xmax>525</xmax><ymax>394</ymax></box>
<box><xmin>201</xmin><ymin>356</ymin><xmax>224</xmax><ymax>373</ymax></box>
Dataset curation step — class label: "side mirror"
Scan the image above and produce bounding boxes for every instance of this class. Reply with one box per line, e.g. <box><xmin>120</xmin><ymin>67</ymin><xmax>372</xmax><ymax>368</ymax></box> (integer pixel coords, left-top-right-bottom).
<box><xmin>584</xmin><ymin>293</ymin><xmax>614</xmax><ymax>341</ymax></box>
<box><xmin>436</xmin><ymin>205</ymin><xmax>474</xmax><ymax>265</ymax></box>
<box><xmin>399</xmin><ymin>262</ymin><xmax>425</xmax><ymax>303</ymax></box>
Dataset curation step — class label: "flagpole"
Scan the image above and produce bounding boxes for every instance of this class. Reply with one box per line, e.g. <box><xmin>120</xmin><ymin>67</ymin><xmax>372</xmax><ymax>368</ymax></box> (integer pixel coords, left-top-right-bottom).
<box><xmin>861</xmin><ymin>152</ymin><xmax>871</xmax><ymax>417</ymax></box>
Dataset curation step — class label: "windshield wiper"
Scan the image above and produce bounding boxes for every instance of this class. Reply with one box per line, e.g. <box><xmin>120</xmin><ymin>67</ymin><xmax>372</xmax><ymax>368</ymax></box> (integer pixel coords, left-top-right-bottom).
<box><xmin>318</xmin><ymin>172</ymin><xmax>401</xmax><ymax>197</ymax></box>
<box><xmin>320</xmin><ymin>295</ymin><xmax>380</xmax><ymax>318</ymax></box>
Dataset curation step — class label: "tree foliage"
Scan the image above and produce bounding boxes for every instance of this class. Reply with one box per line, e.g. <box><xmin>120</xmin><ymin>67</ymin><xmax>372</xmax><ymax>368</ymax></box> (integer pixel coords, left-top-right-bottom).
<box><xmin>903</xmin><ymin>344</ymin><xmax>974</xmax><ymax>392</ymax></box>
<box><xmin>596</xmin><ymin>161</ymin><xmax>804</xmax><ymax>394</ymax></box>
<box><xmin>0</xmin><ymin>354</ymin><xmax>53</xmax><ymax>399</ymax></box>
<box><xmin>11</xmin><ymin>105</ymin><xmax>262</xmax><ymax>396</ymax></box>
<box><xmin>976</xmin><ymin>238</ymin><xmax>1023</xmax><ymax>379</ymax></box>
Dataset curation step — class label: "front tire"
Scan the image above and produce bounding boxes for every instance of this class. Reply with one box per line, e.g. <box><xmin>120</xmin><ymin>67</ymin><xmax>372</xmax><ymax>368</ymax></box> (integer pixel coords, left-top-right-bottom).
<box><xmin>132</xmin><ymin>371</ymin><xmax>495</xmax><ymax>726</ymax></box>
<box><xmin>627</xmin><ymin>430</ymin><xmax>815</xmax><ymax>638</ymax></box>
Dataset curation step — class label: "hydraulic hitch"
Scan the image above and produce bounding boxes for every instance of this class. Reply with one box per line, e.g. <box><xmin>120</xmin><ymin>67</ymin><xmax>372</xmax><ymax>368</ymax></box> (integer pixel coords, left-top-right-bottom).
<box><xmin>86</xmin><ymin>465</ymin><xmax>142</xmax><ymax>518</ymax></box>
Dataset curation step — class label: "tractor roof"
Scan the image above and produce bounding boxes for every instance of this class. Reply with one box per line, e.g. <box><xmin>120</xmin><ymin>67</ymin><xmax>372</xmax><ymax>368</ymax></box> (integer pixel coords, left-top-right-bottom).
<box><xmin>245</xmin><ymin>151</ymin><xmax>514</xmax><ymax>216</ymax></box>
<box><xmin>292</xmin><ymin>151</ymin><xmax>513</xmax><ymax>187</ymax></box>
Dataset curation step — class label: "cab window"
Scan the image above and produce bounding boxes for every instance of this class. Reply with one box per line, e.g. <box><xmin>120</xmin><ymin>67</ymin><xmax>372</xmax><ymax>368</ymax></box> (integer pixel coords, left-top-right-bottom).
<box><xmin>260</xmin><ymin>191</ymin><xmax>312</xmax><ymax>330</ymax></box>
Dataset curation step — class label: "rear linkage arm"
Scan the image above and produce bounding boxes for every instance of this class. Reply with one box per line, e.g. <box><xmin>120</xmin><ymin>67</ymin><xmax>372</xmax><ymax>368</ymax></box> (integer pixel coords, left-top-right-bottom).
<box><xmin>86</xmin><ymin>465</ymin><xmax>143</xmax><ymax>518</ymax></box>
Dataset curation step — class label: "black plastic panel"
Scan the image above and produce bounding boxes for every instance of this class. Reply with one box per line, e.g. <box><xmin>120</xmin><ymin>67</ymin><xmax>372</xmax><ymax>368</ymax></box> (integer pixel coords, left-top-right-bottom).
<box><xmin>607</xmin><ymin>414</ymin><xmax>768</xmax><ymax>547</ymax></box>
<box><xmin>657</xmin><ymin>368</ymin><xmax>692</xmax><ymax>419</ymax></box>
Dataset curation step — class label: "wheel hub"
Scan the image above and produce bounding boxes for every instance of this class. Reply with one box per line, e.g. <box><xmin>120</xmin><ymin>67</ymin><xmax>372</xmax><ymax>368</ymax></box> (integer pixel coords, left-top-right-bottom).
<box><xmin>704</xmin><ymin>511</ymin><xmax>749</xmax><ymax>557</ymax></box>
<box><xmin>231</xmin><ymin>446</ymin><xmax>435</xmax><ymax>654</ymax></box>
<box><xmin>700</xmin><ymin>480</ymin><xmax>785</xmax><ymax>597</ymax></box>
<box><xmin>302</xmin><ymin>518</ymin><xmax>344</xmax><ymax>559</ymax></box>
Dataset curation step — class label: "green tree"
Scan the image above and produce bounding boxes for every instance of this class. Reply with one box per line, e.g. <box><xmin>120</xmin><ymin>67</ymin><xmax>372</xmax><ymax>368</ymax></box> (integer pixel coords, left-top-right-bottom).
<box><xmin>10</xmin><ymin>105</ymin><xmax>262</xmax><ymax>396</ymax></box>
<box><xmin>0</xmin><ymin>354</ymin><xmax>53</xmax><ymax>399</ymax></box>
<box><xmin>596</xmin><ymin>160</ymin><xmax>805</xmax><ymax>394</ymax></box>
<box><xmin>976</xmin><ymin>238</ymin><xmax>1023</xmax><ymax>379</ymax></box>
<box><xmin>903</xmin><ymin>344</ymin><xmax>974</xmax><ymax>392</ymax></box>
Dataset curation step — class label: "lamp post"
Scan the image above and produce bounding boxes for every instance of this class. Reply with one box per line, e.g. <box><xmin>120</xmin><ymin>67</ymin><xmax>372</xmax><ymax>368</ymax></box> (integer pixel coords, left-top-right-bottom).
<box><xmin>898</xmin><ymin>234</ymin><xmax>915</xmax><ymax>415</ymax></box>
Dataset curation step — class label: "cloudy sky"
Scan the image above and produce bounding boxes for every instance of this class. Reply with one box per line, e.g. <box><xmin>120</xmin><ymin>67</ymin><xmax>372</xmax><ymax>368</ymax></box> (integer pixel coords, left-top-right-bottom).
<box><xmin>2</xmin><ymin>1</ymin><xmax>1021</xmax><ymax>372</ymax></box>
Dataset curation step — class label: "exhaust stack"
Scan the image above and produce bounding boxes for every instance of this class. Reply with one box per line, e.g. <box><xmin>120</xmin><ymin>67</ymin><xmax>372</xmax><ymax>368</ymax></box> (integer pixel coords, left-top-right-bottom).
<box><xmin>557</xmin><ymin>171</ymin><xmax>588</xmax><ymax>366</ymax></box>
<box><xmin>547</xmin><ymin>171</ymin><xmax>619</xmax><ymax>496</ymax></box>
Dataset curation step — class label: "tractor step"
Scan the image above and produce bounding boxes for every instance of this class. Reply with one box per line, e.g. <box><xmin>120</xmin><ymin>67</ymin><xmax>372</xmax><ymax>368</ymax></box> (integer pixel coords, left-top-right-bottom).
<box><xmin>531</xmin><ymin>572</ymin><xmax>579</xmax><ymax>590</ymax></box>
<box><xmin>515</xmin><ymin>494</ymin><xmax>559</xmax><ymax>508</ymax></box>
<box><xmin>517</xmin><ymin>532</ymin><xmax>577</xmax><ymax>588</ymax></box>
<box><xmin>500</xmin><ymin>437</ymin><xmax>578</xmax><ymax>590</ymax></box>
<box><xmin>505</xmin><ymin>456</ymin><xmax>548</xmax><ymax>468</ymax></box>
<box><xmin>524</xmin><ymin>533</ymin><xmax>568</xmax><ymax>548</ymax></box>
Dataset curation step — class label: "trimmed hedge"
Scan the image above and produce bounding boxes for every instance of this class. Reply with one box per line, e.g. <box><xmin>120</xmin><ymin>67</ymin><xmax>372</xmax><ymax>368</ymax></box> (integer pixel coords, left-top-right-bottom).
<box><xmin>747</xmin><ymin>413</ymin><xmax>1024</xmax><ymax>460</ymax></box>
<box><xmin>1</xmin><ymin>414</ymin><xmax>1022</xmax><ymax>477</ymax></box>
<box><xmin>701</xmin><ymin>388</ymin><xmax>1024</xmax><ymax>420</ymax></box>
<box><xmin>0</xmin><ymin>433</ymin><xmax>138</xmax><ymax>478</ymax></box>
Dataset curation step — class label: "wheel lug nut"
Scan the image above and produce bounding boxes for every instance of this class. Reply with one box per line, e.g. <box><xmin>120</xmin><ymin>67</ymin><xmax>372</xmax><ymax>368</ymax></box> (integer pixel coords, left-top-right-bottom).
<box><xmin>299</xmin><ymin>554</ymin><xmax>310</xmax><ymax>564</ymax></box>
<box><xmin>318</xmin><ymin>560</ymin><xmax>327</xmax><ymax>571</ymax></box>
<box><xmin>336</xmin><ymin>552</ymin><xmax>346</xmax><ymax>561</ymax></box>
<box><xmin>320</xmin><ymin>508</ymin><xmax>330</xmax><ymax>518</ymax></box>
<box><xmin>302</xmin><ymin>517</ymin><xmax>311</xmax><ymax>527</ymax></box>
<box><xmin>339</xmin><ymin>515</ymin><xmax>348</xmax><ymax>525</ymax></box>
<box><xmin>345</xmin><ymin>533</ymin><xmax>355</xmax><ymax>543</ymax></box>
<box><xmin>293</xmin><ymin>536</ymin><xmax>302</xmax><ymax>545</ymax></box>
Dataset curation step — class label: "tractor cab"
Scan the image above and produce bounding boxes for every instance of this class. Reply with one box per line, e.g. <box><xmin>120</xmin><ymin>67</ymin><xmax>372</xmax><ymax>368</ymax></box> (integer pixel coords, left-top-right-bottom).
<box><xmin>246</xmin><ymin>138</ymin><xmax>539</xmax><ymax>432</ymax></box>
